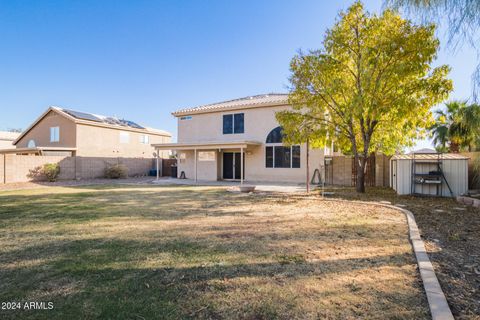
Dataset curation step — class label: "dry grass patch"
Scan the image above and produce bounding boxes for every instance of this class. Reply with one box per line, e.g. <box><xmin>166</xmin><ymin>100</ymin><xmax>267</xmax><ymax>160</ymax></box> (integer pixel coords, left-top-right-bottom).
<box><xmin>0</xmin><ymin>185</ymin><xmax>429</xmax><ymax>319</ymax></box>
<box><xmin>323</xmin><ymin>186</ymin><xmax>480</xmax><ymax>319</ymax></box>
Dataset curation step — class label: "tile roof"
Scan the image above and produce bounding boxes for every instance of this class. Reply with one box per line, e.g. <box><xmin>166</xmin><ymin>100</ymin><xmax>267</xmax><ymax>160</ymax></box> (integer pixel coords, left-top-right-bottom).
<box><xmin>172</xmin><ymin>93</ymin><xmax>289</xmax><ymax>116</ymax></box>
<box><xmin>0</xmin><ymin>131</ymin><xmax>20</xmax><ymax>141</ymax></box>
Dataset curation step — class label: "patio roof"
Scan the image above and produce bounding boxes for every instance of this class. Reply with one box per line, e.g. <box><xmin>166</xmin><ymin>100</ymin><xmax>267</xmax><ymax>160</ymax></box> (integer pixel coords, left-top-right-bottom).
<box><xmin>0</xmin><ymin>147</ymin><xmax>77</xmax><ymax>155</ymax></box>
<box><xmin>152</xmin><ymin>140</ymin><xmax>262</xmax><ymax>150</ymax></box>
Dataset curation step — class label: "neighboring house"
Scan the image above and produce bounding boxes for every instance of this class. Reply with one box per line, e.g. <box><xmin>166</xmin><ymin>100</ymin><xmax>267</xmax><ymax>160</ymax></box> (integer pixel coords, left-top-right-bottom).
<box><xmin>153</xmin><ymin>94</ymin><xmax>336</xmax><ymax>183</ymax></box>
<box><xmin>0</xmin><ymin>131</ymin><xmax>20</xmax><ymax>150</ymax></box>
<box><xmin>7</xmin><ymin>107</ymin><xmax>171</xmax><ymax>157</ymax></box>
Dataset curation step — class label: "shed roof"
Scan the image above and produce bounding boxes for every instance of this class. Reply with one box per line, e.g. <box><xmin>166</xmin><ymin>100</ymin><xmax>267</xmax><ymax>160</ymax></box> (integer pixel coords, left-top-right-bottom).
<box><xmin>172</xmin><ymin>93</ymin><xmax>289</xmax><ymax>116</ymax></box>
<box><xmin>392</xmin><ymin>153</ymin><xmax>469</xmax><ymax>160</ymax></box>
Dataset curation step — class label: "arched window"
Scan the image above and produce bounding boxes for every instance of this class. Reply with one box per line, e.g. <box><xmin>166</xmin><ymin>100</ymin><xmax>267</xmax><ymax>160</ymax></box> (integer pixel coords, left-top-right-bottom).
<box><xmin>266</xmin><ymin>126</ymin><xmax>284</xmax><ymax>143</ymax></box>
<box><xmin>265</xmin><ymin>127</ymin><xmax>300</xmax><ymax>169</ymax></box>
<box><xmin>27</xmin><ymin>140</ymin><xmax>36</xmax><ymax>148</ymax></box>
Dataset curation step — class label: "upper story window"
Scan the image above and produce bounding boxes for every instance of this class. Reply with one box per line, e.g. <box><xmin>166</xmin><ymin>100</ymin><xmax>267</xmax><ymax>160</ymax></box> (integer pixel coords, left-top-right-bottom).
<box><xmin>27</xmin><ymin>139</ymin><xmax>36</xmax><ymax>148</ymax></box>
<box><xmin>223</xmin><ymin>113</ymin><xmax>244</xmax><ymax>134</ymax></box>
<box><xmin>50</xmin><ymin>127</ymin><xmax>60</xmax><ymax>142</ymax></box>
<box><xmin>265</xmin><ymin>126</ymin><xmax>300</xmax><ymax>169</ymax></box>
<box><xmin>119</xmin><ymin>131</ymin><xmax>130</xmax><ymax>144</ymax></box>
<box><xmin>139</xmin><ymin>134</ymin><xmax>149</xmax><ymax>144</ymax></box>
<box><xmin>266</xmin><ymin>126</ymin><xmax>283</xmax><ymax>143</ymax></box>
<box><xmin>180</xmin><ymin>116</ymin><xmax>192</xmax><ymax>120</ymax></box>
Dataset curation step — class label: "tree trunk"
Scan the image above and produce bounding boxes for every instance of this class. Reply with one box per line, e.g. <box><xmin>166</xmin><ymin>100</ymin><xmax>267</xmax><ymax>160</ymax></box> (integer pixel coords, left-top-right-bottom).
<box><xmin>449</xmin><ymin>142</ymin><xmax>459</xmax><ymax>153</ymax></box>
<box><xmin>306</xmin><ymin>139</ymin><xmax>310</xmax><ymax>193</ymax></box>
<box><xmin>355</xmin><ymin>155</ymin><xmax>367</xmax><ymax>193</ymax></box>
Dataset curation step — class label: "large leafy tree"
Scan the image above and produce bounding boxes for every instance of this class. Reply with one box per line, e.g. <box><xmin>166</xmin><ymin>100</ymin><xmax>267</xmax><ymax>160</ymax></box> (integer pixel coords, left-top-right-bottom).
<box><xmin>385</xmin><ymin>0</ymin><xmax>480</xmax><ymax>98</ymax></box>
<box><xmin>277</xmin><ymin>1</ymin><xmax>452</xmax><ymax>193</ymax></box>
<box><xmin>430</xmin><ymin>100</ymin><xmax>480</xmax><ymax>152</ymax></box>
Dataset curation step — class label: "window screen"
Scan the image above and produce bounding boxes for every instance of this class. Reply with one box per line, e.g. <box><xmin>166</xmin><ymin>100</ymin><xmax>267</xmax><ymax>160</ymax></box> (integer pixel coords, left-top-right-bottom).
<box><xmin>292</xmin><ymin>146</ymin><xmax>300</xmax><ymax>168</ymax></box>
<box><xmin>223</xmin><ymin>114</ymin><xmax>233</xmax><ymax>134</ymax></box>
<box><xmin>233</xmin><ymin>113</ymin><xmax>244</xmax><ymax>134</ymax></box>
<box><xmin>274</xmin><ymin>146</ymin><xmax>291</xmax><ymax>168</ymax></box>
<box><xmin>266</xmin><ymin>146</ymin><xmax>273</xmax><ymax>168</ymax></box>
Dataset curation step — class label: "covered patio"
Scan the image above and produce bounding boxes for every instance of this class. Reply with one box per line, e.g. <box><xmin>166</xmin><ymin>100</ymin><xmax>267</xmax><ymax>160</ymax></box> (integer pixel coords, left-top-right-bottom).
<box><xmin>152</xmin><ymin>141</ymin><xmax>262</xmax><ymax>184</ymax></box>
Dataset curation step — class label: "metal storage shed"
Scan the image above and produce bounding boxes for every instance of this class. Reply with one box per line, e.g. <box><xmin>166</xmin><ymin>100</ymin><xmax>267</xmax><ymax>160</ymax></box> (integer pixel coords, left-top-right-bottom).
<box><xmin>390</xmin><ymin>153</ymin><xmax>469</xmax><ymax>197</ymax></box>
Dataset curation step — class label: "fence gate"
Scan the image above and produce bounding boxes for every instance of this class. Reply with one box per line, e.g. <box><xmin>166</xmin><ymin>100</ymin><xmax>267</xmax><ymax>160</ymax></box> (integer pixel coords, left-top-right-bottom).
<box><xmin>351</xmin><ymin>155</ymin><xmax>376</xmax><ymax>187</ymax></box>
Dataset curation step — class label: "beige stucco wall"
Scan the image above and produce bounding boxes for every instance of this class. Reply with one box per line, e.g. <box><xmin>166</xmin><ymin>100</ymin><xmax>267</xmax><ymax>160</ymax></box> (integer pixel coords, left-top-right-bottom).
<box><xmin>176</xmin><ymin>105</ymin><xmax>326</xmax><ymax>183</ymax></box>
<box><xmin>178</xmin><ymin>105</ymin><xmax>289</xmax><ymax>143</ymax></box>
<box><xmin>75</xmin><ymin>124</ymin><xmax>170</xmax><ymax>158</ymax></box>
<box><xmin>16</xmin><ymin>110</ymin><xmax>77</xmax><ymax>149</ymax></box>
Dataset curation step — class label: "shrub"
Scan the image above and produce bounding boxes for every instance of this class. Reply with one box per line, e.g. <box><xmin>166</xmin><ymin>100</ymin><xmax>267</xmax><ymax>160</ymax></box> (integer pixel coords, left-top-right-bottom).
<box><xmin>42</xmin><ymin>163</ymin><xmax>61</xmax><ymax>182</ymax></box>
<box><xmin>27</xmin><ymin>166</ymin><xmax>43</xmax><ymax>181</ymax></box>
<box><xmin>28</xmin><ymin>163</ymin><xmax>60</xmax><ymax>182</ymax></box>
<box><xmin>105</xmin><ymin>164</ymin><xmax>128</xmax><ymax>179</ymax></box>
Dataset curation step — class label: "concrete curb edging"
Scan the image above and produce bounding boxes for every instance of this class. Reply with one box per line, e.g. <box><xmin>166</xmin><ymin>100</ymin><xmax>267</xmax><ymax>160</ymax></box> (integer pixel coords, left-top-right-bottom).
<box><xmin>390</xmin><ymin>205</ymin><xmax>454</xmax><ymax>320</ymax></box>
<box><xmin>320</xmin><ymin>198</ymin><xmax>454</xmax><ymax>320</ymax></box>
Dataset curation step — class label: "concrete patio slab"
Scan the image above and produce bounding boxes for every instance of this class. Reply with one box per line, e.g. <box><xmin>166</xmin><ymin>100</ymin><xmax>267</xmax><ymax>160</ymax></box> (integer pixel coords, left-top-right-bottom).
<box><xmin>151</xmin><ymin>177</ymin><xmax>315</xmax><ymax>193</ymax></box>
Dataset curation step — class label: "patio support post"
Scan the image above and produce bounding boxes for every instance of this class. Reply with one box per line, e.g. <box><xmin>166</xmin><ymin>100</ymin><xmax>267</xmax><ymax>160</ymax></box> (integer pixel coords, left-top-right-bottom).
<box><xmin>155</xmin><ymin>150</ymin><xmax>159</xmax><ymax>181</ymax></box>
<box><xmin>240</xmin><ymin>147</ymin><xmax>244</xmax><ymax>185</ymax></box>
<box><xmin>194</xmin><ymin>148</ymin><xmax>197</xmax><ymax>184</ymax></box>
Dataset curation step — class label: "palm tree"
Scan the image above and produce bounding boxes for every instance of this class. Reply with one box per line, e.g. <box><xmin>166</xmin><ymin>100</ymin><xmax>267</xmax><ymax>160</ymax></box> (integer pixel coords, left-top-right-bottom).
<box><xmin>429</xmin><ymin>101</ymin><xmax>480</xmax><ymax>152</ymax></box>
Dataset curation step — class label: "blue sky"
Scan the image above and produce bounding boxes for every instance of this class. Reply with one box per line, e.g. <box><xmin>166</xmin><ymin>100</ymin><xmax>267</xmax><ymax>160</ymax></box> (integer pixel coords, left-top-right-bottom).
<box><xmin>0</xmin><ymin>0</ymin><xmax>477</xmax><ymax>147</ymax></box>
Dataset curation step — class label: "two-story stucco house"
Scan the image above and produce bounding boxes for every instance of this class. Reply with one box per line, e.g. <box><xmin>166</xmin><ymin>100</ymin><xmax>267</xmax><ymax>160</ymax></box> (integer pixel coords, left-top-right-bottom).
<box><xmin>153</xmin><ymin>94</ymin><xmax>333</xmax><ymax>183</ymax></box>
<box><xmin>8</xmin><ymin>106</ymin><xmax>171</xmax><ymax>157</ymax></box>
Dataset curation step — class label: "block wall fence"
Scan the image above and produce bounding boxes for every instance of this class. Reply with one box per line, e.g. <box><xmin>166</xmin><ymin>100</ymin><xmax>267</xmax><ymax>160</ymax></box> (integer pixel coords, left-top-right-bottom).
<box><xmin>0</xmin><ymin>154</ymin><xmax>155</xmax><ymax>184</ymax></box>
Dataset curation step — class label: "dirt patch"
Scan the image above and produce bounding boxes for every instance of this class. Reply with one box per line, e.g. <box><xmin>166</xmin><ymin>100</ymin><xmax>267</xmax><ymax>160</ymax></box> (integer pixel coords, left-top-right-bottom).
<box><xmin>323</xmin><ymin>186</ymin><xmax>480</xmax><ymax>319</ymax></box>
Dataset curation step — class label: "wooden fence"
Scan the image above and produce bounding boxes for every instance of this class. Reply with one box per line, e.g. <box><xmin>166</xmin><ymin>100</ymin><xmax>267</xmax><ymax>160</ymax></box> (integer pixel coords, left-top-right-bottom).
<box><xmin>460</xmin><ymin>152</ymin><xmax>480</xmax><ymax>189</ymax></box>
<box><xmin>324</xmin><ymin>153</ymin><xmax>390</xmax><ymax>187</ymax></box>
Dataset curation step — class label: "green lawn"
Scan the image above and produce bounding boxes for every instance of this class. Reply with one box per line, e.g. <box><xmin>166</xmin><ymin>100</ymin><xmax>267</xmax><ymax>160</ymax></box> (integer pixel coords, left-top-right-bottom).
<box><xmin>0</xmin><ymin>185</ymin><xmax>429</xmax><ymax>319</ymax></box>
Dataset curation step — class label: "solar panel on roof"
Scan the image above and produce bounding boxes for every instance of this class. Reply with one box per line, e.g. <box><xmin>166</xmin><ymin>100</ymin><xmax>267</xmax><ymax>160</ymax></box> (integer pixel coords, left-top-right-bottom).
<box><xmin>63</xmin><ymin>109</ymin><xmax>102</xmax><ymax>122</ymax></box>
<box><xmin>63</xmin><ymin>109</ymin><xmax>145</xmax><ymax>130</ymax></box>
<box><xmin>120</xmin><ymin>119</ymin><xmax>145</xmax><ymax>129</ymax></box>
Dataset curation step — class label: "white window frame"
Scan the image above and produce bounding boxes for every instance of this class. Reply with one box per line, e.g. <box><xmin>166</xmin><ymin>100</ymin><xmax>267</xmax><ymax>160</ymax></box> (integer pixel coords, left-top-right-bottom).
<box><xmin>50</xmin><ymin>127</ymin><xmax>60</xmax><ymax>142</ymax></box>
<box><xmin>119</xmin><ymin>131</ymin><xmax>130</xmax><ymax>144</ymax></box>
<box><xmin>139</xmin><ymin>134</ymin><xmax>149</xmax><ymax>144</ymax></box>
